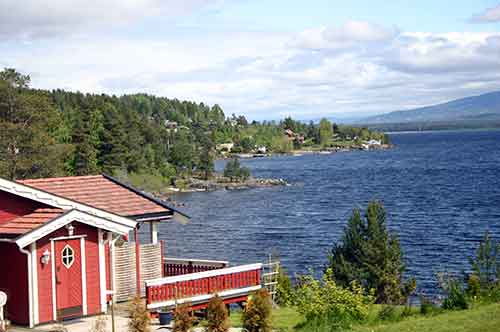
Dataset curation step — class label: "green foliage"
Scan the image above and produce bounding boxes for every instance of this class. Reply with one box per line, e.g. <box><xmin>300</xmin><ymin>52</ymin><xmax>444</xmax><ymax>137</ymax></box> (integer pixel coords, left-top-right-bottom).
<box><xmin>469</xmin><ymin>232</ymin><xmax>500</xmax><ymax>290</ymax></box>
<box><xmin>328</xmin><ymin>201</ymin><xmax>416</xmax><ymax>304</ymax></box>
<box><xmin>276</xmin><ymin>267</ymin><xmax>295</xmax><ymax>306</ymax></box>
<box><xmin>377</xmin><ymin>305</ymin><xmax>399</xmax><ymax>322</ymax></box>
<box><xmin>223</xmin><ymin>158</ymin><xmax>251</xmax><ymax>182</ymax></box>
<box><xmin>0</xmin><ymin>68</ymin><xmax>71</xmax><ymax>179</ymax></box>
<box><xmin>128</xmin><ymin>296</ymin><xmax>151</xmax><ymax>332</ymax></box>
<box><xmin>294</xmin><ymin>269</ymin><xmax>373</xmax><ymax>324</ymax></box>
<box><xmin>207</xmin><ymin>295</ymin><xmax>230</xmax><ymax>332</ymax></box>
<box><xmin>0</xmin><ymin>68</ymin><xmax>389</xmax><ymax>183</ymax></box>
<box><xmin>242</xmin><ymin>289</ymin><xmax>272</xmax><ymax>332</ymax></box>
<box><xmin>438</xmin><ymin>273</ymin><xmax>469</xmax><ymax>310</ymax></box>
<box><xmin>419</xmin><ymin>296</ymin><xmax>440</xmax><ymax>316</ymax></box>
<box><xmin>318</xmin><ymin>118</ymin><xmax>333</xmax><ymax>148</ymax></box>
<box><xmin>173</xmin><ymin>304</ymin><xmax>193</xmax><ymax>332</ymax></box>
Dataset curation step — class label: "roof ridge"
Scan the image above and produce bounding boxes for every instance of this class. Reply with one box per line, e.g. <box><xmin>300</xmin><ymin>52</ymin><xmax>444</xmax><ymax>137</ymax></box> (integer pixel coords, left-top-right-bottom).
<box><xmin>18</xmin><ymin>175</ymin><xmax>103</xmax><ymax>183</ymax></box>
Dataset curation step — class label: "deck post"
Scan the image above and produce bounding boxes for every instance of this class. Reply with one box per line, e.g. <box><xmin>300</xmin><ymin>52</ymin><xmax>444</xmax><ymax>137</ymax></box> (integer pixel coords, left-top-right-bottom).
<box><xmin>134</xmin><ymin>228</ymin><xmax>141</xmax><ymax>296</ymax></box>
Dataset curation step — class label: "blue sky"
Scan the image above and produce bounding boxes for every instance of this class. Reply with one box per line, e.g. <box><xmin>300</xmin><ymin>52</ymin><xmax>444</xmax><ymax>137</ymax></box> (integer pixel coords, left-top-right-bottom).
<box><xmin>1</xmin><ymin>0</ymin><xmax>500</xmax><ymax>120</ymax></box>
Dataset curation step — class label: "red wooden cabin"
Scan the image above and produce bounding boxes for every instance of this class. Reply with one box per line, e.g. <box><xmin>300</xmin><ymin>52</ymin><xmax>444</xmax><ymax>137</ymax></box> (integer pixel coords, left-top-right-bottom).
<box><xmin>0</xmin><ymin>174</ymin><xmax>189</xmax><ymax>327</ymax></box>
<box><xmin>0</xmin><ymin>174</ymin><xmax>263</xmax><ymax>328</ymax></box>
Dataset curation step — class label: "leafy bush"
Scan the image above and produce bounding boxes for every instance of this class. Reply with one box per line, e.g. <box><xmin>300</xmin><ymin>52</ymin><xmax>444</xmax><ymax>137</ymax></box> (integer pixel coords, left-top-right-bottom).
<box><xmin>470</xmin><ymin>232</ymin><xmax>499</xmax><ymax>290</ymax></box>
<box><xmin>377</xmin><ymin>305</ymin><xmax>399</xmax><ymax>322</ymax></box>
<box><xmin>128</xmin><ymin>296</ymin><xmax>151</xmax><ymax>332</ymax></box>
<box><xmin>419</xmin><ymin>296</ymin><xmax>440</xmax><ymax>316</ymax></box>
<box><xmin>90</xmin><ymin>315</ymin><xmax>107</xmax><ymax>332</ymax></box>
<box><xmin>173</xmin><ymin>304</ymin><xmax>193</xmax><ymax>332</ymax></box>
<box><xmin>467</xmin><ymin>274</ymin><xmax>481</xmax><ymax>299</ymax></box>
<box><xmin>294</xmin><ymin>269</ymin><xmax>373</xmax><ymax>324</ymax></box>
<box><xmin>276</xmin><ymin>266</ymin><xmax>295</xmax><ymax>306</ymax></box>
<box><xmin>438</xmin><ymin>274</ymin><xmax>468</xmax><ymax>311</ymax></box>
<box><xmin>207</xmin><ymin>295</ymin><xmax>230</xmax><ymax>332</ymax></box>
<box><xmin>242</xmin><ymin>289</ymin><xmax>272</xmax><ymax>332</ymax></box>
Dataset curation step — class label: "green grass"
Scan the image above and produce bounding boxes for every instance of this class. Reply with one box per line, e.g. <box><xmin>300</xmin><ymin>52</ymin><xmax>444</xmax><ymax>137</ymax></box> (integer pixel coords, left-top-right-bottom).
<box><xmin>229</xmin><ymin>306</ymin><xmax>304</xmax><ymax>331</ymax></box>
<box><xmin>350</xmin><ymin>303</ymin><xmax>500</xmax><ymax>332</ymax></box>
<box><xmin>226</xmin><ymin>303</ymin><xmax>500</xmax><ymax>332</ymax></box>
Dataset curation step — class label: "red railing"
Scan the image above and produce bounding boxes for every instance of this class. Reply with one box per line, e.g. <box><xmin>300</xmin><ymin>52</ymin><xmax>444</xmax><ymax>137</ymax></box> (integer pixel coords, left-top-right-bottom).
<box><xmin>146</xmin><ymin>263</ymin><xmax>262</xmax><ymax>309</ymax></box>
<box><xmin>164</xmin><ymin>258</ymin><xmax>228</xmax><ymax>277</ymax></box>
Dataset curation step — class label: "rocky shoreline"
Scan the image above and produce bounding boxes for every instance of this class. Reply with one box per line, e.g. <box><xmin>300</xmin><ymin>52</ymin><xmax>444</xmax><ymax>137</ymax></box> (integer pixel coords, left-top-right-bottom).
<box><xmin>162</xmin><ymin>175</ymin><xmax>288</xmax><ymax>194</ymax></box>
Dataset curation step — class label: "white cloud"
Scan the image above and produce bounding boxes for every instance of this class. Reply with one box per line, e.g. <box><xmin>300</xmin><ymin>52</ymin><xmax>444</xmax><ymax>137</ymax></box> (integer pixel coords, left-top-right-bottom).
<box><xmin>289</xmin><ymin>20</ymin><xmax>398</xmax><ymax>50</ymax></box>
<box><xmin>0</xmin><ymin>0</ymin><xmax>220</xmax><ymax>39</ymax></box>
<box><xmin>470</xmin><ymin>3</ymin><xmax>500</xmax><ymax>23</ymax></box>
<box><xmin>2</xmin><ymin>10</ymin><xmax>500</xmax><ymax>120</ymax></box>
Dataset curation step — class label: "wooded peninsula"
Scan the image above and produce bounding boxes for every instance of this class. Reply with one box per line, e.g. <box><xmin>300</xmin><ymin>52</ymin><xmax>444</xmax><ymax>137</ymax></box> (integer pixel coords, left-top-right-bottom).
<box><xmin>0</xmin><ymin>68</ymin><xmax>389</xmax><ymax>193</ymax></box>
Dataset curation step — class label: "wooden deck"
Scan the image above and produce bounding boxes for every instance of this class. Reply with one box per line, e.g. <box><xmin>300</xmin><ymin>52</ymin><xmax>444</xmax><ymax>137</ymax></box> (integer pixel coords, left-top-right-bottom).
<box><xmin>145</xmin><ymin>263</ymin><xmax>262</xmax><ymax>310</ymax></box>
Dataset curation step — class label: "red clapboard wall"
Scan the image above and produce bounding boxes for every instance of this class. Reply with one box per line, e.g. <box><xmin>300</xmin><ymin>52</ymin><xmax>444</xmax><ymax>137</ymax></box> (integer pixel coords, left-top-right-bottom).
<box><xmin>0</xmin><ymin>242</ymin><xmax>29</xmax><ymax>325</ymax></box>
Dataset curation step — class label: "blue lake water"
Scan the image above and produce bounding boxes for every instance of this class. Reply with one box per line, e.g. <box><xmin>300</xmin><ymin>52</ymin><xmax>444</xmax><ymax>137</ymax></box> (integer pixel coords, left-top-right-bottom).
<box><xmin>157</xmin><ymin>130</ymin><xmax>500</xmax><ymax>295</ymax></box>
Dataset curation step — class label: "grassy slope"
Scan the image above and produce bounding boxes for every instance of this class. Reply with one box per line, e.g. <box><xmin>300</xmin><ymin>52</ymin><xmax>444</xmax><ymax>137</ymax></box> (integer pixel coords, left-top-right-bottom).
<box><xmin>229</xmin><ymin>307</ymin><xmax>304</xmax><ymax>330</ymax></box>
<box><xmin>229</xmin><ymin>303</ymin><xmax>500</xmax><ymax>332</ymax></box>
<box><xmin>351</xmin><ymin>303</ymin><xmax>500</xmax><ymax>332</ymax></box>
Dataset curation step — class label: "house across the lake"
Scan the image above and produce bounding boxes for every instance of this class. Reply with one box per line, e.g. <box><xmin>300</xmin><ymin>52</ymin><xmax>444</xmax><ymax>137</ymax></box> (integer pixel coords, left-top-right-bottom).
<box><xmin>0</xmin><ymin>174</ymin><xmax>262</xmax><ymax>328</ymax></box>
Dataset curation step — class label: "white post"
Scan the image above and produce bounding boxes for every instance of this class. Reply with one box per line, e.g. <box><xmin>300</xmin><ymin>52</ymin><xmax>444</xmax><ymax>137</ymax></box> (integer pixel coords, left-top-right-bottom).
<box><xmin>150</xmin><ymin>222</ymin><xmax>159</xmax><ymax>244</ymax></box>
<box><xmin>0</xmin><ymin>291</ymin><xmax>7</xmax><ymax>331</ymax></box>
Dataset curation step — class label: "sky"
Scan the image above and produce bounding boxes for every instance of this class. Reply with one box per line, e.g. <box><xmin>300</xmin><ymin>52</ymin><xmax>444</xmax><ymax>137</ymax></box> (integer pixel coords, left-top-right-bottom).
<box><xmin>1</xmin><ymin>1</ymin><xmax>500</xmax><ymax>120</ymax></box>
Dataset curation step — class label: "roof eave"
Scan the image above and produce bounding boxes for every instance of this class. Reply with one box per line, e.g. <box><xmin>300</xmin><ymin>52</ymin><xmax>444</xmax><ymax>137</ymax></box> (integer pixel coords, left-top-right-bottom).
<box><xmin>102</xmin><ymin>173</ymin><xmax>191</xmax><ymax>219</ymax></box>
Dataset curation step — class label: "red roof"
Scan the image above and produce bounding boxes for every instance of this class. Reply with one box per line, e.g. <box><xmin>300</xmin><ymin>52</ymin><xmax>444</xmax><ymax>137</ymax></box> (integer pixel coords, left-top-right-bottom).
<box><xmin>18</xmin><ymin>175</ymin><xmax>170</xmax><ymax>217</ymax></box>
<box><xmin>0</xmin><ymin>208</ymin><xmax>64</xmax><ymax>235</ymax></box>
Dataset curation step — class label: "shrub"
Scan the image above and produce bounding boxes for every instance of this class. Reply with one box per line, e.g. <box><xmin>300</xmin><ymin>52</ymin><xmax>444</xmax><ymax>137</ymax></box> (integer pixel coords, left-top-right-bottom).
<box><xmin>276</xmin><ymin>267</ymin><xmax>294</xmax><ymax>306</ymax></box>
<box><xmin>128</xmin><ymin>296</ymin><xmax>151</xmax><ymax>332</ymax></box>
<box><xmin>469</xmin><ymin>232</ymin><xmax>499</xmax><ymax>290</ymax></box>
<box><xmin>90</xmin><ymin>315</ymin><xmax>107</xmax><ymax>332</ymax></box>
<box><xmin>242</xmin><ymin>289</ymin><xmax>272</xmax><ymax>332</ymax></box>
<box><xmin>467</xmin><ymin>274</ymin><xmax>481</xmax><ymax>298</ymax></box>
<box><xmin>438</xmin><ymin>274</ymin><xmax>468</xmax><ymax>310</ymax></box>
<box><xmin>173</xmin><ymin>304</ymin><xmax>193</xmax><ymax>332</ymax></box>
<box><xmin>419</xmin><ymin>296</ymin><xmax>439</xmax><ymax>316</ymax></box>
<box><xmin>377</xmin><ymin>305</ymin><xmax>399</xmax><ymax>322</ymax></box>
<box><xmin>207</xmin><ymin>295</ymin><xmax>230</xmax><ymax>332</ymax></box>
<box><xmin>294</xmin><ymin>269</ymin><xmax>373</xmax><ymax>324</ymax></box>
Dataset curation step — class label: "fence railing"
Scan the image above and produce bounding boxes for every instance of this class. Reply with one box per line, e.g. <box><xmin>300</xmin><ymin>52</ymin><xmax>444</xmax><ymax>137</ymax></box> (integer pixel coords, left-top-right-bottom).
<box><xmin>164</xmin><ymin>257</ymin><xmax>229</xmax><ymax>276</ymax></box>
<box><xmin>146</xmin><ymin>263</ymin><xmax>262</xmax><ymax>309</ymax></box>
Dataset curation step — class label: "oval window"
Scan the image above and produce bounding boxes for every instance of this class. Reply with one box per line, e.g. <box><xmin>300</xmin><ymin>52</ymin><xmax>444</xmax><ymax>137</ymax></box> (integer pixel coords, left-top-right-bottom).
<box><xmin>61</xmin><ymin>245</ymin><xmax>75</xmax><ymax>269</ymax></box>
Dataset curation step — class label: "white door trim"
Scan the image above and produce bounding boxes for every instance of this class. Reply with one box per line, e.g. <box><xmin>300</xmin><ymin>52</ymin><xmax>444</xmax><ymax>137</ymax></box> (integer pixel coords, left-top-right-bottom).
<box><xmin>51</xmin><ymin>238</ymin><xmax>87</xmax><ymax>320</ymax></box>
<box><xmin>98</xmin><ymin>229</ymin><xmax>107</xmax><ymax>313</ymax></box>
<box><xmin>30</xmin><ymin>242</ymin><xmax>39</xmax><ymax>325</ymax></box>
<box><xmin>80</xmin><ymin>237</ymin><xmax>88</xmax><ymax>315</ymax></box>
<box><xmin>50</xmin><ymin>240</ymin><xmax>56</xmax><ymax>321</ymax></box>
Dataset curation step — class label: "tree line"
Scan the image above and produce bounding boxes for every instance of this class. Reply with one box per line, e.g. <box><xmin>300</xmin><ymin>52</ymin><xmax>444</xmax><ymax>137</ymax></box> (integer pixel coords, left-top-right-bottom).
<box><xmin>0</xmin><ymin>68</ymin><xmax>388</xmax><ymax>182</ymax></box>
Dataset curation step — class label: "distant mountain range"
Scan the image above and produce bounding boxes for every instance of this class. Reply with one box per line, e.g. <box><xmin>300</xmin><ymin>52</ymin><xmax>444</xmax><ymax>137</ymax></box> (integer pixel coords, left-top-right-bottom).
<box><xmin>356</xmin><ymin>91</ymin><xmax>500</xmax><ymax>127</ymax></box>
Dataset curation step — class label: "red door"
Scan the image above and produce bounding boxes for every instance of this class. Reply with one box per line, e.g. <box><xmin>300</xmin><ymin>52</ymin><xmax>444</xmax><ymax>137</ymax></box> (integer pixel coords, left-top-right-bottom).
<box><xmin>55</xmin><ymin>239</ymin><xmax>83</xmax><ymax>320</ymax></box>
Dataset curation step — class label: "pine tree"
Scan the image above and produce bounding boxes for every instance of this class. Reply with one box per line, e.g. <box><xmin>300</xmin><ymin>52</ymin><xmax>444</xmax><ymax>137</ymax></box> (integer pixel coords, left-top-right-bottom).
<box><xmin>99</xmin><ymin>103</ymin><xmax>127</xmax><ymax>174</ymax></box>
<box><xmin>71</xmin><ymin>105</ymin><xmax>100</xmax><ymax>175</ymax></box>
<box><xmin>0</xmin><ymin>68</ymin><xmax>70</xmax><ymax>179</ymax></box>
<box><xmin>328</xmin><ymin>201</ymin><xmax>416</xmax><ymax>304</ymax></box>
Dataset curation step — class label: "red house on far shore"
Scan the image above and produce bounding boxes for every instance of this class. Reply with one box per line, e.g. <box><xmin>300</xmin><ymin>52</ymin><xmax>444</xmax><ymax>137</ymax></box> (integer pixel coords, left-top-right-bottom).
<box><xmin>0</xmin><ymin>174</ymin><xmax>188</xmax><ymax>327</ymax></box>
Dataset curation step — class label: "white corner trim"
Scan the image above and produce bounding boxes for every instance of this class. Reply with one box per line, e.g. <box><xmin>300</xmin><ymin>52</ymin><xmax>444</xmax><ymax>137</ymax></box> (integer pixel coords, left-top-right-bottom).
<box><xmin>80</xmin><ymin>237</ymin><xmax>87</xmax><ymax>315</ymax></box>
<box><xmin>0</xmin><ymin>178</ymin><xmax>136</xmax><ymax>229</ymax></box>
<box><xmin>98</xmin><ymin>230</ymin><xmax>107</xmax><ymax>313</ymax></box>
<box><xmin>146</xmin><ymin>263</ymin><xmax>262</xmax><ymax>287</ymax></box>
<box><xmin>16</xmin><ymin>210</ymin><xmax>133</xmax><ymax>249</ymax></box>
<box><xmin>30</xmin><ymin>242</ymin><xmax>39</xmax><ymax>325</ymax></box>
<box><xmin>50</xmin><ymin>240</ymin><xmax>57</xmax><ymax>321</ymax></box>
